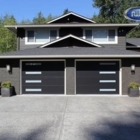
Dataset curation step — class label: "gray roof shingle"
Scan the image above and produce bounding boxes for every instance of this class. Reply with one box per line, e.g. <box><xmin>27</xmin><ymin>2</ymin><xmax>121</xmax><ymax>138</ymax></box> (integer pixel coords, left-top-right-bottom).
<box><xmin>0</xmin><ymin>47</ymin><xmax>140</xmax><ymax>58</ymax></box>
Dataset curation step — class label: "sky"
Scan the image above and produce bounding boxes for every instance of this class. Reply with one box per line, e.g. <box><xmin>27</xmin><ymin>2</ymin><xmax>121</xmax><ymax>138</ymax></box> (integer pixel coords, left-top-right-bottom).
<box><xmin>0</xmin><ymin>0</ymin><xmax>99</xmax><ymax>22</ymax></box>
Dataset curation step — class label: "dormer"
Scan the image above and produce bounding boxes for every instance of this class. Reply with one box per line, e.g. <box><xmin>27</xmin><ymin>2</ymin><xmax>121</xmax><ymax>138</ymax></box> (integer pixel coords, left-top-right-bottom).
<box><xmin>47</xmin><ymin>12</ymin><xmax>96</xmax><ymax>24</ymax></box>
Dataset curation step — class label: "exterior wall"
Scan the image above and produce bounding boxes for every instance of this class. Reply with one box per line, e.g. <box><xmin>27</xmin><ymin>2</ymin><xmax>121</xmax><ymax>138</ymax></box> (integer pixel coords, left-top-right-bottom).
<box><xmin>17</xmin><ymin>27</ymin><xmax>127</xmax><ymax>50</ymax></box>
<box><xmin>0</xmin><ymin>58</ymin><xmax>140</xmax><ymax>95</ymax></box>
<box><xmin>50</xmin><ymin>15</ymin><xmax>92</xmax><ymax>23</ymax></box>
<box><xmin>66</xmin><ymin>59</ymin><xmax>75</xmax><ymax>95</ymax></box>
<box><xmin>122</xmin><ymin>58</ymin><xmax>140</xmax><ymax>95</ymax></box>
<box><xmin>0</xmin><ymin>59</ymin><xmax>20</xmax><ymax>95</ymax></box>
<box><xmin>59</xmin><ymin>27</ymin><xmax>83</xmax><ymax>38</ymax></box>
<box><xmin>99</xmin><ymin>27</ymin><xmax>126</xmax><ymax>48</ymax></box>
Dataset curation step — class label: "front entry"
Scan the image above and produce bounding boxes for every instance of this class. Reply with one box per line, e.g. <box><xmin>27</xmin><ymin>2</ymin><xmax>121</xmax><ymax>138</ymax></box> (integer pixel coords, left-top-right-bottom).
<box><xmin>76</xmin><ymin>60</ymin><xmax>120</xmax><ymax>94</ymax></box>
<box><xmin>22</xmin><ymin>61</ymin><xmax>65</xmax><ymax>94</ymax></box>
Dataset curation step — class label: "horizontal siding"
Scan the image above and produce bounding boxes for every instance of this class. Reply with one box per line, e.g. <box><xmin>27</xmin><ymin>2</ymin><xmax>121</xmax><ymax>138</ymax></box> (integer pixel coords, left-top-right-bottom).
<box><xmin>20</xmin><ymin>38</ymin><xmax>40</xmax><ymax>50</ymax></box>
<box><xmin>18</xmin><ymin>28</ymin><xmax>126</xmax><ymax>50</ymax></box>
<box><xmin>100</xmin><ymin>36</ymin><xmax>126</xmax><ymax>48</ymax></box>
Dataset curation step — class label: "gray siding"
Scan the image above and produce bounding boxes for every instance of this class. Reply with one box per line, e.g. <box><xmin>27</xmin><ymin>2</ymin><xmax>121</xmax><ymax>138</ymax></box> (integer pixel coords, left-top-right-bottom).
<box><xmin>122</xmin><ymin>58</ymin><xmax>140</xmax><ymax>95</ymax></box>
<box><xmin>0</xmin><ymin>58</ymin><xmax>140</xmax><ymax>95</ymax></box>
<box><xmin>18</xmin><ymin>27</ymin><xmax>127</xmax><ymax>50</ymax></box>
<box><xmin>66</xmin><ymin>59</ymin><xmax>75</xmax><ymax>95</ymax></box>
<box><xmin>0</xmin><ymin>59</ymin><xmax>20</xmax><ymax>95</ymax></box>
<box><xmin>20</xmin><ymin>38</ymin><xmax>40</xmax><ymax>50</ymax></box>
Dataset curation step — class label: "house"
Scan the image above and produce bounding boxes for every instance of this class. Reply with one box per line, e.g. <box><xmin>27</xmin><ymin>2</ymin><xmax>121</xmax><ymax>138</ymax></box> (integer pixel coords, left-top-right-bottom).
<box><xmin>0</xmin><ymin>12</ymin><xmax>140</xmax><ymax>95</ymax></box>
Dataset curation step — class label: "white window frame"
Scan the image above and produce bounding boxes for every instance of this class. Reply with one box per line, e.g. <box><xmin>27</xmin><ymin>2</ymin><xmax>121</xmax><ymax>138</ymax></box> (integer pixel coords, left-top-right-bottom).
<box><xmin>83</xmin><ymin>28</ymin><xmax>118</xmax><ymax>44</ymax></box>
<box><xmin>25</xmin><ymin>29</ymin><xmax>59</xmax><ymax>45</ymax></box>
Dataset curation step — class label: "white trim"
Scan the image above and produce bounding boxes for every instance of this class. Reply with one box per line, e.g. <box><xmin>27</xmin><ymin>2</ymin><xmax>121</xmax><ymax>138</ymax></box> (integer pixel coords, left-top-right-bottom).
<box><xmin>1</xmin><ymin>55</ymin><xmax>140</xmax><ymax>59</ymax></box>
<box><xmin>5</xmin><ymin>23</ymin><xmax>139</xmax><ymax>28</ymax></box>
<box><xmin>47</xmin><ymin>12</ymin><xmax>96</xmax><ymax>24</ymax></box>
<box><xmin>39</xmin><ymin>34</ymin><xmax>103</xmax><ymax>48</ymax></box>
<box><xmin>25</xmin><ymin>29</ymin><xmax>59</xmax><ymax>45</ymax></box>
<box><xmin>20</xmin><ymin>59</ymin><xmax>66</xmax><ymax>95</ymax></box>
<box><xmin>83</xmin><ymin>28</ymin><xmax>118</xmax><ymax>44</ymax></box>
<box><xmin>75</xmin><ymin>59</ymin><xmax>122</xmax><ymax>95</ymax></box>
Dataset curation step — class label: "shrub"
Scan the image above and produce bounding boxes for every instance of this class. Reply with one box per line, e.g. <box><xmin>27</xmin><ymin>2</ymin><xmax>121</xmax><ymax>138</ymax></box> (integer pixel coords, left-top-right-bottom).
<box><xmin>1</xmin><ymin>81</ymin><xmax>11</xmax><ymax>88</ymax></box>
<box><xmin>129</xmin><ymin>82</ymin><xmax>139</xmax><ymax>89</ymax></box>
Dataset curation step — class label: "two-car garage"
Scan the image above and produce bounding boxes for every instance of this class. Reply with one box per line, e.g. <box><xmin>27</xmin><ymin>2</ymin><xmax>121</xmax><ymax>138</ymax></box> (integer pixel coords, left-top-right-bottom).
<box><xmin>21</xmin><ymin>60</ymin><xmax>120</xmax><ymax>95</ymax></box>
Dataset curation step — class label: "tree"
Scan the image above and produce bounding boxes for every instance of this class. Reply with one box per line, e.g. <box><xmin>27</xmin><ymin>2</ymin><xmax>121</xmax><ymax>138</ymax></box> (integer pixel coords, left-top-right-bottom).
<box><xmin>93</xmin><ymin>0</ymin><xmax>140</xmax><ymax>23</ymax></box>
<box><xmin>92</xmin><ymin>0</ymin><xmax>140</xmax><ymax>37</ymax></box>
<box><xmin>20</xmin><ymin>19</ymin><xmax>31</xmax><ymax>24</ymax></box>
<box><xmin>33</xmin><ymin>12</ymin><xmax>46</xmax><ymax>24</ymax></box>
<box><xmin>63</xmin><ymin>9</ymin><xmax>69</xmax><ymax>15</ymax></box>
<box><xmin>0</xmin><ymin>14</ymin><xmax>17</xmax><ymax>53</ymax></box>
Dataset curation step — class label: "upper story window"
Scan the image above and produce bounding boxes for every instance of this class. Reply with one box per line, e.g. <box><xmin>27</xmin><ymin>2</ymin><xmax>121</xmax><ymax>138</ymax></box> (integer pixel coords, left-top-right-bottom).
<box><xmin>26</xmin><ymin>29</ymin><xmax>58</xmax><ymax>44</ymax></box>
<box><xmin>84</xmin><ymin>29</ymin><xmax>117</xmax><ymax>44</ymax></box>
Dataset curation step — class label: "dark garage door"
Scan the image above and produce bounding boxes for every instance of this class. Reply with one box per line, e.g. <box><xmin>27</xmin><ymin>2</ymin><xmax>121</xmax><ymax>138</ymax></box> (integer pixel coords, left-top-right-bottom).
<box><xmin>76</xmin><ymin>61</ymin><xmax>119</xmax><ymax>94</ymax></box>
<box><xmin>22</xmin><ymin>61</ymin><xmax>64</xmax><ymax>94</ymax></box>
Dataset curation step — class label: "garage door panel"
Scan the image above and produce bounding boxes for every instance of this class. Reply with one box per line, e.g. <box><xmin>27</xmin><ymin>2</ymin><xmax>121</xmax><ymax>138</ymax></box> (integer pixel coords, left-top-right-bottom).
<box><xmin>76</xmin><ymin>61</ymin><xmax>119</xmax><ymax>94</ymax></box>
<box><xmin>77</xmin><ymin>86</ymin><xmax>119</xmax><ymax>94</ymax></box>
<box><xmin>22</xmin><ymin>86</ymin><xmax>64</xmax><ymax>94</ymax></box>
<box><xmin>22</xmin><ymin>71</ymin><xmax>64</xmax><ymax>77</ymax></box>
<box><xmin>22</xmin><ymin>61</ymin><xmax>65</xmax><ymax>94</ymax></box>
<box><xmin>22</xmin><ymin>77</ymin><xmax>64</xmax><ymax>86</ymax></box>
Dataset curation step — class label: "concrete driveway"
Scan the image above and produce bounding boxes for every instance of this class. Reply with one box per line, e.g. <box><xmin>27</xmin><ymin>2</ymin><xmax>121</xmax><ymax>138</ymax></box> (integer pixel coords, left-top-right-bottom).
<box><xmin>0</xmin><ymin>96</ymin><xmax>140</xmax><ymax>140</ymax></box>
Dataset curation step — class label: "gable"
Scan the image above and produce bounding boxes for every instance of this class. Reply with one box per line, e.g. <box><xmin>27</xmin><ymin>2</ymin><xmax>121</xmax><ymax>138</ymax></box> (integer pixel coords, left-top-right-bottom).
<box><xmin>48</xmin><ymin>12</ymin><xmax>95</xmax><ymax>24</ymax></box>
<box><xmin>39</xmin><ymin>34</ymin><xmax>102</xmax><ymax>48</ymax></box>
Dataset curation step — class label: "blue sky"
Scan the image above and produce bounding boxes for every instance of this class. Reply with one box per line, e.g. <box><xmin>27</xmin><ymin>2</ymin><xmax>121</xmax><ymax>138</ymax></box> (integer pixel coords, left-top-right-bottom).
<box><xmin>0</xmin><ymin>0</ymin><xmax>99</xmax><ymax>22</ymax></box>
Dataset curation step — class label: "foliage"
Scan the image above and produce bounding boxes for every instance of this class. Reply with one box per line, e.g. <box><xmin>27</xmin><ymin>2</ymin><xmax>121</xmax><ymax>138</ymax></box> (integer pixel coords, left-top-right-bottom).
<box><xmin>129</xmin><ymin>82</ymin><xmax>139</xmax><ymax>89</ymax></box>
<box><xmin>63</xmin><ymin>9</ymin><xmax>69</xmax><ymax>15</ymax></box>
<box><xmin>92</xmin><ymin>0</ymin><xmax>140</xmax><ymax>37</ymax></box>
<box><xmin>33</xmin><ymin>12</ymin><xmax>46</xmax><ymax>24</ymax></box>
<box><xmin>0</xmin><ymin>14</ymin><xmax>17</xmax><ymax>53</ymax></box>
<box><xmin>1</xmin><ymin>81</ymin><xmax>11</xmax><ymax>88</ymax></box>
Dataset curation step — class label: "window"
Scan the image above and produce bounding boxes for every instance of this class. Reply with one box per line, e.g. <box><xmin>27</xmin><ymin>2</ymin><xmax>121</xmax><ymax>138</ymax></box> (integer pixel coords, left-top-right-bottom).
<box><xmin>93</xmin><ymin>29</ymin><xmax>108</xmax><ymax>42</ymax></box>
<box><xmin>85</xmin><ymin>30</ymin><xmax>92</xmax><ymax>41</ymax></box>
<box><xmin>50</xmin><ymin>30</ymin><xmax>57</xmax><ymax>41</ymax></box>
<box><xmin>108</xmin><ymin>30</ymin><xmax>115</xmax><ymax>41</ymax></box>
<box><xmin>28</xmin><ymin>31</ymin><xmax>34</xmax><ymax>42</ymax></box>
<box><xmin>84</xmin><ymin>29</ymin><xmax>117</xmax><ymax>44</ymax></box>
<box><xmin>26</xmin><ymin>29</ymin><xmax>58</xmax><ymax>44</ymax></box>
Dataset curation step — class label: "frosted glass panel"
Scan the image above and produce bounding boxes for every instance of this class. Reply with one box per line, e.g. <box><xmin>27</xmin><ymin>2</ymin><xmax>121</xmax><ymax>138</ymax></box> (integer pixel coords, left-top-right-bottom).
<box><xmin>25</xmin><ymin>80</ymin><xmax>42</xmax><ymax>83</ymax></box>
<box><xmin>93</xmin><ymin>29</ymin><xmax>108</xmax><ymax>42</ymax></box>
<box><xmin>99</xmin><ymin>89</ymin><xmax>116</xmax><ymax>92</ymax></box>
<box><xmin>26</xmin><ymin>89</ymin><xmax>42</xmax><ymax>92</ymax></box>
<box><xmin>99</xmin><ymin>71</ymin><xmax>116</xmax><ymax>74</ymax></box>
<box><xmin>25</xmin><ymin>72</ymin><xmax>42</xmax><ymax>75</ymax></box>
<box><xmin>99</xmin><ymin>80</ymin><xmax>116</xmax><ymax>83</ymax></box>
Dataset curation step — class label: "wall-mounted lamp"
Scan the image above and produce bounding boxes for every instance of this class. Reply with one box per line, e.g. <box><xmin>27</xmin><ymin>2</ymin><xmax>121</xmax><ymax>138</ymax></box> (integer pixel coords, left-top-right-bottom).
<box><xmin>131</xmin><ymin>64</ymin><xmax>135</xmax><ymax>74</ymax></box>
<box><xmin>6</xmin><ymin>64</ymin><xmax>11</xmax><ymax>72</ymax></box>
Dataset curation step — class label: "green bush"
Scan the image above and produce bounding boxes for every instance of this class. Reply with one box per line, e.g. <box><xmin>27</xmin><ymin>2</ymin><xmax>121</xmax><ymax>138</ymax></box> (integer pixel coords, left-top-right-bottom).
<box><xmin>129</xmin><ymin>82</ymin><xmax>139</xmax><ymax>89</ymax></box>
<box><xmin>1</xmin><ymin>81</ymin><xmax>11</xmax><ymax>88</ymax></box>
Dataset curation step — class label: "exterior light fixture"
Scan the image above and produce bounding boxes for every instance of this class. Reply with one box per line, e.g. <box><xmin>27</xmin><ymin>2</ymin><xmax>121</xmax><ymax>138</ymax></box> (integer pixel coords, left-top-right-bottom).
<box><xmin>6</xmin><ymin>64</ymin><xmax>11</xmax><ymax>72</ymax></box>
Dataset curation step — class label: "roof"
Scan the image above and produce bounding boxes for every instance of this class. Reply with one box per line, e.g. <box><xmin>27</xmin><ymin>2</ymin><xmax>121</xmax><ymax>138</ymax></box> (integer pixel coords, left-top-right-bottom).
<box><xmin>5</xmin><ymin>23</ymin><xmax>139</xmax><ymax>33</ymax></box>
<box><xmin>47</xmin><ymin>12</ymin><xmax>96</xmax><ymax>24</ymax></box>
<box><xmin>0</xmin><ymin>47</ymin><xmax>140</xmax><ymax>58</ymax></box>
<box><xmin>126</xmin><ymin>38</ymin><xmax>140</xmax><ymax>47</ymax></box>
<box><xmin>39</xmin><ymin>34</ymin><xmax>103</xmax><ymax>48</ymax></box>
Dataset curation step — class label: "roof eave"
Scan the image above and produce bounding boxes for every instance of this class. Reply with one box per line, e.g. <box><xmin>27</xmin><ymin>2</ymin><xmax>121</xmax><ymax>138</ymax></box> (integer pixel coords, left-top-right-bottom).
<box><xmin>0</xmin><ymin>55</ymin><xmax>140</xmax><ymax>59</ymax></box>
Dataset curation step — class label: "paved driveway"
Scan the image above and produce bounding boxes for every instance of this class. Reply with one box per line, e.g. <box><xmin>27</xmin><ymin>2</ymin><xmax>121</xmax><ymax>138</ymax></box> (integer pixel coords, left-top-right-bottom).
<box><xmin>0</xmin><ymin>96</ymin><xmax>140</xmax><ymax>140</ymax></box>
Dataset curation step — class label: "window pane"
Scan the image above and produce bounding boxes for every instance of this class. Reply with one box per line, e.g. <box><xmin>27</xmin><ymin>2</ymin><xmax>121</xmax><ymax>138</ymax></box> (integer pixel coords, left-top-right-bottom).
<box><xmin>35</xmin><ymin>29</ymin><xmax>49</xmax><ymax>42</ymax></box>
<box><xmin>109</xmin><ymin>30</ymin><xmax>115</xmax><ymax>41</ymax></box>
<box><xmin>28</xmin><ymin>31</ymin><xmax>34</xmax><ymax>42</ymax></box>
<box><xmin>50</xmin><ymin>30</ymin><xmax>57</xmax><ymax>41</ymax></box>
<box><xmin>85</xmin><ymin>30</ymin><xmax>92</xmax><ymax>41</ymax></box>
<box><xmin>93</xmin><ymin>29</ymin><xmax>108</xmax><ymax>42</ymax></box>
